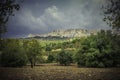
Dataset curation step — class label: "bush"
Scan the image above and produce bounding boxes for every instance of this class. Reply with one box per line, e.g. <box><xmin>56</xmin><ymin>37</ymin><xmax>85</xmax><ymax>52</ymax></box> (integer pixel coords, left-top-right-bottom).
<box><xmin>47</xmin><ymin>55</ymin><xmax>55</xmax><ymax>63</ymax></box>
<box><xmin>98</xmin><ymin>62</ymin><xmax>105</xmax><ymax>68</ymax></box>
<box><xmin>56</xmin><ymin>50</ymin><xmax>73</xmax><ymax>66</ymax></box>
<box><xmin>1</xmin><ymin>51</ymin><xmax>27</xmax><ymax>67</ymax></box>
<box><xmin>75</xmin><ymin>49</ymin><xmax>86</xmax><ymax>67</ymax></box>
<box><xmin>0</xmin><ymin>39</ymin><xmax>27</xmax><ymax>67</ymax></box>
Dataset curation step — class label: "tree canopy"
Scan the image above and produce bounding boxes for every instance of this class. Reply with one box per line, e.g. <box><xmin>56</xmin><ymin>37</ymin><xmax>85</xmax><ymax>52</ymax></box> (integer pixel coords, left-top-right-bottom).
<box><xmin>23</xmin><ymin>39</ymin><xmax>42</xmax><ymax>68</ymax></box>
<box><xmin>0</xmin><ymin>0</ymin><xmax>20</xmax><ymax>37</ymax></box>
<box><xmin>103</xmin><ymin>0</ymin><xmax>120</xmax><ymax>29</ymax></box>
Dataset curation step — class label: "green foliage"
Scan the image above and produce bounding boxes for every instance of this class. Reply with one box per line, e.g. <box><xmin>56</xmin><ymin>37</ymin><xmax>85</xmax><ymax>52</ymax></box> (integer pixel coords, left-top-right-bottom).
<box><xmin>75</xmin><ymin>30</ymin><xmax>120</xmax><ymax>67</ymax></box>
<box><xmin>36</xmin><ymin>56</ymin><xmax>47</xmax><ymax>63</ymax></box>
<box><xmin>75</xmin><ymin>49</ymin><xmax>86</xmax><ymax>67</ymax></box>
<box><xmin>103</xmin><ymin>0</ymin><xmax>120</xmax><ymax>28</ymax></box>
<box><xmin>56</xmin><ymin>50</ymin><xmax>73</xmax><ymax>66</ymax></box>
<box><xmin>23</xmin><ymin>39</ymin><xmax>42</xmax><ymax>68</ymax></box>
<box><xmin>45</xmin><ymin>44</ymin><xmax>52</xmax><ymax>51</ymax></box>
<box><xmin>0</xmin><ymin>30</ymin><xmax>119</xmax><ymax>68</ymax></box>
<box><xmin>0</xmin><ymin>39</ymin><xmax>27</xmax><ymax>67</ymax></box>
<box><xmin>47</xmin><ymin>55</ymin><xmax>55</xmax><ymax>63</ymax></box>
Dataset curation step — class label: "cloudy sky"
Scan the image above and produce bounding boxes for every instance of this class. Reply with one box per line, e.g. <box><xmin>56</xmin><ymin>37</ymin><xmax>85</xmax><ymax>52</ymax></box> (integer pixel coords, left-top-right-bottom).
<box><xmin>3</xmin><ymin>0</ymin><xmax>110</xmax><ymax>38</ymax></box>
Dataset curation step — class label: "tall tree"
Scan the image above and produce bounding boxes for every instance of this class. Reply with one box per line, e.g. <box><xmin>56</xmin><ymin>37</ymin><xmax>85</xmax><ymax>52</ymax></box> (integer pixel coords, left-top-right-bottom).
<box><xmin>103</xmin><ymin>0</ymin><xmax>120</xmax><ymax>29</ymax></box>
<box><xmin>23</xmin><ymin>39</ymin><xmax>42</xmax><ymax>68</ymax></box>
<box><xmin>0</xmin><ymin>0</ymin><xmax>20</xmax><ymax>38</ymax></box>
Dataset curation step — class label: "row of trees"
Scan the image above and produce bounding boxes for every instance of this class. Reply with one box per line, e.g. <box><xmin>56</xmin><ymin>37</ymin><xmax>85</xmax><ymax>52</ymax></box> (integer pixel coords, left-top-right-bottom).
<box><xmin>45</xmin><ymin>30</ymin><xmax>120</xmax><ymax>67</ymax></box>
<box><xmin>43</xmin><ymin>39</ymin><xmax>81</xmax><ymax>51</ymax></box>
<box><xmin>0</xmin><ymin>39</ymin><xmax>42</xmax><ymax>68</ymax></box>
<box><xmin>0</xmin><ymin>38</ymin><xmax>74</xmax><ymax>67</ymax></box>
<box><xmin>0</xmin><ymin>30</ymin><xmax>120</xmax><ymax>68</ymax></box>
<box><xmin>44</xmin><ymin>30</ymin><xmax>120</xmax><ymax>67</ymax></box>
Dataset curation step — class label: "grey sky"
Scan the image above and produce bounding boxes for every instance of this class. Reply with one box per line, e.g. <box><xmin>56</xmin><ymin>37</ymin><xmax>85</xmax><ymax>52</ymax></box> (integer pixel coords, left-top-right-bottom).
<box><xmin>3</xmin><ymin>0</ymin><xmax>110</xmax><ymax>38</ymax></box>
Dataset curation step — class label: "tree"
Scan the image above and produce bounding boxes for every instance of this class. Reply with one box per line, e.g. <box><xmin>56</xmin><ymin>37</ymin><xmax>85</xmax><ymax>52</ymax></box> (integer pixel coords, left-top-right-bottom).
<box><xmin>103</xmin><ymin>0</ymin><xmax>120</xmax><ymax>29</ymax></box>
<box><xmin>75</xmin><ymin>48</ymin><xmax>86</xmax><ymax>67</ymax></box>
<box><xmin>0</xmin><ymin>0</ymin><xmax>20</xmax><ymax>55</ymax></box>
<box><xmin>102</xmin><ymin>0</ymin><xmax>120</xmax><ymax>67</ymax></box>
<box><xmin>23</xmin><ymin>39</ymin><xmax>42</xmax><ymax>68</ymax></box>
<box><xmin>75</xmin><ymin>30</ymin><xmax>120</xmax><ymax>67</ymax></box>
<box><xmin>56</xmin><ymin>50</ymin><xmax>73</xmax><ymax>66</ymax></box>
<box><xmin>47</xmin><ymin>54</ymin><xmax>55</xmax><ymax>63</ymax></box>
<box><xmin>0</xmin><ymin>0</ymin><xmax>20</xmax><ymax>38</ymax></box>
<box><xmin>0</xmin><ymin>39</ymin><xmax>27</xmax><ymax>67</ymax></box>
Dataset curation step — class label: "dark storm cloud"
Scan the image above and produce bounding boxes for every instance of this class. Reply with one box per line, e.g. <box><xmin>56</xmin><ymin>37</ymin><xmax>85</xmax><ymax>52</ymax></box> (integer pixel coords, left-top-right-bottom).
<box><xmin>3</xmin><ymin>0</ymin><xmax>110</xmax><ymax>38</ymax></box>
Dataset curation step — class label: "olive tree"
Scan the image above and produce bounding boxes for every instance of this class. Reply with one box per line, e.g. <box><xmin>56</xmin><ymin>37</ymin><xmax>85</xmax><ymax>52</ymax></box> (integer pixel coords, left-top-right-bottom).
<box><xmin>23</xmin><ymin>39</ymin><xmax>42</xmax><ymax>68</ymax></box>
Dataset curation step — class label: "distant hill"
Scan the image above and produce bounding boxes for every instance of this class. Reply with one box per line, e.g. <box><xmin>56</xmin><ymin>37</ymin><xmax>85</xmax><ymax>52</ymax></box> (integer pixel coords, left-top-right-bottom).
<box><xmin>27</xmin><ymin>29</ymin><xmax>97</xmax><ymax>39</ymax></box>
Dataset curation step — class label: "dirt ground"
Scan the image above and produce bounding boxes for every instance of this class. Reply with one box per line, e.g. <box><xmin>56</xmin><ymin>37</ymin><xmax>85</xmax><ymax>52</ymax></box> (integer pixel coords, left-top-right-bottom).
<box><xmin>0</xmin><ymin>64</ymin><xmax>120</xmax><ymax>80</ymax></box>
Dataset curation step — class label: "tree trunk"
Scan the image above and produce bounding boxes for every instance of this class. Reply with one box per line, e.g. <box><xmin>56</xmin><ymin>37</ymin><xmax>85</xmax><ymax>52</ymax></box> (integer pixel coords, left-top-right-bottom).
<box><xmin>30</xmin><ymin>60</ymin><xmax>34</xmax><ymax>68</ymax></box>
<box><xmin>33</xmin><ymin>57</ymin><xmax>36</xmax><ymax>66</ymax></box>
<box><xmin>31</xmin><ymin>63</ymin><xmax>33</xmax><ymax>68</ymax></box>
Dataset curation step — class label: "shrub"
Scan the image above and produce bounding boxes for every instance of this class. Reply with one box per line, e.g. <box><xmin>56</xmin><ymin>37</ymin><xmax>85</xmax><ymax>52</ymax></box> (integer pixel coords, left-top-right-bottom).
<box><xmin>0</xmin><ymin>39</ymin><xmax>27</xmax><ymax>67</ymax></box>
<box><xmin>56</xmin><ymin>50</ymin><xmax>73</xmax><ymax>66</ymax></box>
<box><xmin>1</xmin><ymin>51</ymin><xmax>27</xmax><ymax>67</ymax></box>
<box><xmin>47</xmin><ymin>55</ymin><xmax>55</xmax><ymax>63</ymax></box>
<box><xmin>75</xmin><ymin>49</ymin><xmax>86</xmax><ymax>67</ymax></box>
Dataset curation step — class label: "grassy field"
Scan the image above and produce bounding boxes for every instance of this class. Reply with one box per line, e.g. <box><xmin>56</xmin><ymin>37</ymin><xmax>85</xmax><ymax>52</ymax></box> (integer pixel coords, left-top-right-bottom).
<box><xmin>0</xmin><ymin>64</ymin><xmax>120</xmax><ymax>80</ymax></box>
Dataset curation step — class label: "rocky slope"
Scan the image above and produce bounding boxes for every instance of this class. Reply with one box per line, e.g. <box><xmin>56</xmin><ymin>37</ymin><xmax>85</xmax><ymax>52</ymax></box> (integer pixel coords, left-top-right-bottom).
<box><xmin>28</xmin><ymin>29</ymin><xmax>97</xmax><ymax>38</ymax></box>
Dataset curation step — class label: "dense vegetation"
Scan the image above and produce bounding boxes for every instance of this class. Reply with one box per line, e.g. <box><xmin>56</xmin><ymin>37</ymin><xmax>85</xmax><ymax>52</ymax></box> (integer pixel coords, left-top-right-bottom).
<box><xmin>75</xmin><ymin>30</ymin><xmax>120</xmax><ymax>67</ymax></box>
<box><xmin>0</xmin><ymin>30</ymin><xmax>120</xmax><ymax>68</ymax></box>
<box><xmin>0</xmin><ymin>39</ymin><xmax>27</xmax><ymax>67</ymax></box>
<box><xmin>56</xmin><ymin>50</ymin><xmax>73</xmax><ymax>66</ymax></box>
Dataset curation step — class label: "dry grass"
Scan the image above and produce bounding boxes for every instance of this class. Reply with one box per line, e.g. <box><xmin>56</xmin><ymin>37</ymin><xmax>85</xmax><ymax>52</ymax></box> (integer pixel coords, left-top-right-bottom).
<box><xmin>0</xmin><ymin>64</ymin><xmax>120</xmax><ymax>80</ymax></box>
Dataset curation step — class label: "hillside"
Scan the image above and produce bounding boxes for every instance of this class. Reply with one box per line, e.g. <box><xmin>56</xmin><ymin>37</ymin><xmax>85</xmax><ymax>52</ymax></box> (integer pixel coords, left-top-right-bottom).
<box><xmin>28</xmin><ymin>29</ymin><xmax>97</xmax><ymax>39</ymax></box>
